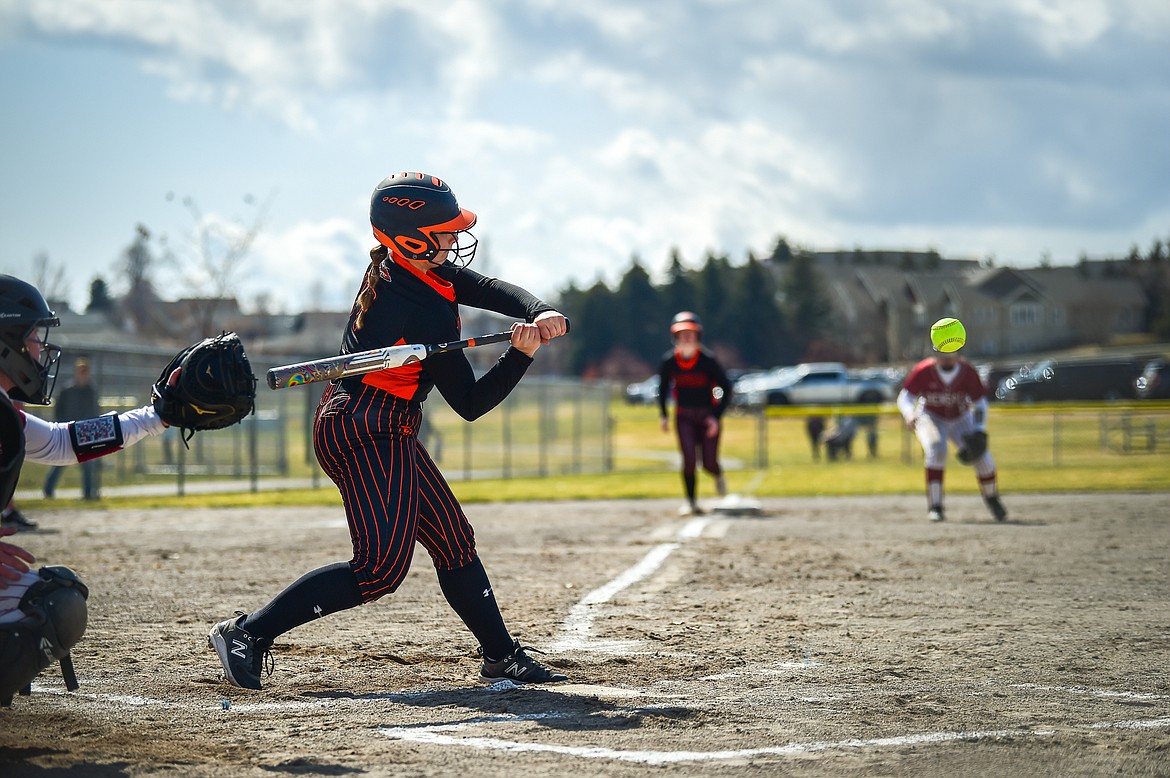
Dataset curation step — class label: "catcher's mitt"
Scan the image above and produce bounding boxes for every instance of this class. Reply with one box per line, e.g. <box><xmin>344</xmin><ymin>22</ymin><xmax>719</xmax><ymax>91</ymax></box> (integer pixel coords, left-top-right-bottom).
<box><xmin>152</xmin><ymin>332</ymin><xmax>257</xmax><ymax>443</ymax></box>
<box><xmin>957</xmin><ymin>430</ymin><xmax>989</xmax><ymax>464</ymax></box>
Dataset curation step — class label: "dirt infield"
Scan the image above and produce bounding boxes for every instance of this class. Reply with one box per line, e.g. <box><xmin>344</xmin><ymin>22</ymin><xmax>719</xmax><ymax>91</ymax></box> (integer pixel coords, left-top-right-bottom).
<box><xmin>2</xmin><ymin>492</ymin><xmax>1168</xmax><ymax>777</ymax></box>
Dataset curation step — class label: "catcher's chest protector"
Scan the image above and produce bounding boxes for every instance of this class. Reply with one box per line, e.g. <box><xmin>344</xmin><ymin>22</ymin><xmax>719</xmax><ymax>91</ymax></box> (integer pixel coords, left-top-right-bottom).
<box><xmin>0</xmin><ymin>566</ymin><xmax>89</xmax><ymax>707</ymax></box>
<box><xmin>0</xmin><ymin>394</ymin><xmax>26</xmax><ymax>508</ymax></box>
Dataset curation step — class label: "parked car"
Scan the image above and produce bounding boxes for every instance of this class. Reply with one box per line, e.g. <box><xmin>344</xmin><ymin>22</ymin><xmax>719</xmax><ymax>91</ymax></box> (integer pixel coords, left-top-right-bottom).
<box><xmin>995</xmin><ymin>358</ymin><xmax>1142</xmax><ymax>402</ymax></box>
<box><xmin>624</xmin><ymin>376</ymin><xmax>659</xmax><ymax>405</ymax></box>
<box><xmin>735</xmin><ymin>362</ymin><xmax>895</xmax><ymax>406</ymax></box>
<box><xmin>631</xmin><ymin>369</ymin><xmax>739</xmax><ymax>407</ymax></box>
<box><xmin>1135</xmin><ymin>358</ymin><xmax>1170</xmax><ymax>400</ymax></box>
<box><xmin>732</xmin><ymin>366</ymin><xmax>797</xmax><ymax>407</ymax></box>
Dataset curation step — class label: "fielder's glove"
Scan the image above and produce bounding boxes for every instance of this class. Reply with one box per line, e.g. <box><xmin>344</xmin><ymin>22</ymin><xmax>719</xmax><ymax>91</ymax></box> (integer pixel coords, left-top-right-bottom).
<box><xmin>151</xmin><ymin>332</ymin><xmax>257</xmax><ymax>444</ymax></box>
<box><xmin>956</xmin><ymin>430</ymin><xmax>989</xmax><ymax>464</ymax></box>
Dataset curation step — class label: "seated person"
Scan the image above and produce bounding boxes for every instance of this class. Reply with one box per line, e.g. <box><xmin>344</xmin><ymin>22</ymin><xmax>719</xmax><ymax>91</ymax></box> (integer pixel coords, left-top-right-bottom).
<box><xmin>824</xmin><ymin>415</ymin><xmax>858</xmax><ymax>461</ymax></box>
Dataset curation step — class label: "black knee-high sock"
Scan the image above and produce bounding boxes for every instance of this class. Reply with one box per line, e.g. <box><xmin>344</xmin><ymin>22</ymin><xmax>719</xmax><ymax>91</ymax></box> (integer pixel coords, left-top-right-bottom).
<box><xmin>683</xmin><ymin>472</ymin><xmax>697</xmax><ymax>503</ymax></box>
<box><xmin>243</xmin><ymin>561</ymin><xmax>362</xmax><ymax>642</ymax></box>
<box><xmin>435</xmin><ymin>557</ymin><xmax>513</xmax><ymax>661</ymax></box>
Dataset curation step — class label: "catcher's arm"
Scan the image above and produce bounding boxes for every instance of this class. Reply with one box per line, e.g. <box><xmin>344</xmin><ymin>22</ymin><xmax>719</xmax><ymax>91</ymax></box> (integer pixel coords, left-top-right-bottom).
<box><xmin>22</xmin><ymin>402</ymin><xmax>170</xmax><ymax>466</ymax></box>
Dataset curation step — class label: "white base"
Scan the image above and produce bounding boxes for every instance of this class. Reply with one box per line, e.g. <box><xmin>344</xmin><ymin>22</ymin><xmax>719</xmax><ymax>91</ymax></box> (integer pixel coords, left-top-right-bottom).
<box><xmin>710</xmin><ymin>494</ymin><xmax>763</xmax><ymax>515</ymax></box>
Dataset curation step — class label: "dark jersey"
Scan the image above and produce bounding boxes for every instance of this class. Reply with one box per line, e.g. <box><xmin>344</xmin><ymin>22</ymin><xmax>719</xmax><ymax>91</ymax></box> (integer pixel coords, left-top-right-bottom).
<box><xmin>657</xmin><ymin>348</ymin><xmax>733</xmax><ymax>418</ymax></box>
<box><xmin>0</xmin><ymin>394</ymin><xmax>25</xmax><ymax>509</ymax></box>
<box><xmin>337</xmin><ymin>258</ymin><xmax>554</xmax><ymax>420</ymax></box>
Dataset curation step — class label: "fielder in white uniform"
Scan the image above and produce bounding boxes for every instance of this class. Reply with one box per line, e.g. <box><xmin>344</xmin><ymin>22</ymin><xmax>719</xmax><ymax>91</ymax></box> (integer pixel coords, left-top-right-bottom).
<box><xmin>897</xmin><ymin>343</ymin><xmax>1008</xmax><ymax>523</ymax></box>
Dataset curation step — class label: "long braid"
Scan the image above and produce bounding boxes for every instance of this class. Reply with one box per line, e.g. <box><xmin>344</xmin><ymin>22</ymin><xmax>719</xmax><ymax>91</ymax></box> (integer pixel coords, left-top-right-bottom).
<box><xmin>354</xmin><ymin>245</ymin><xmax>387</xmax><ymax>330</ymax></box>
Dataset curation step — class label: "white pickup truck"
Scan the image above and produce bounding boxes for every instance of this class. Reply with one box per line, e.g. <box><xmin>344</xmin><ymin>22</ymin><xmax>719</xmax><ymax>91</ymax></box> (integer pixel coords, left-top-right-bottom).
<box><xmin>734</xmin><ymin>362</ymin><xmax>895</xmax><ymax>406</ymax></box>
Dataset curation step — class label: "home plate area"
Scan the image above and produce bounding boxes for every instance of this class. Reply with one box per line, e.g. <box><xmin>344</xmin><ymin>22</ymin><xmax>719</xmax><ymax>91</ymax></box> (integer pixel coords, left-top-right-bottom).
<box><xmin>2</xmin><ymin>494</ymin><xmax>1168</xmax><ymax>776</ymax></box>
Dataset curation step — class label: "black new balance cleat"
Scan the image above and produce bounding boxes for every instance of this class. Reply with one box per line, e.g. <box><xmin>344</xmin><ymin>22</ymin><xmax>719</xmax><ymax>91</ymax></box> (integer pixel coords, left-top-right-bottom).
<box><xmin>986</xmin><ymin>496</ymin><xmax>1008</xmax><ymax>522</ymax></box>
<box><xmin>927</xmin><ymin>506</ymin><xmax>945</xmax><ymax>522</ymax></box>
<box><xmin>208</xmin><ymin>613</ymin><xmax>272</xmax><ymax>690</ymax></box>
<box><xmin>479</xmin><ymin>641</ymin><xmax>568</xmax><ymax>685</ymax></box>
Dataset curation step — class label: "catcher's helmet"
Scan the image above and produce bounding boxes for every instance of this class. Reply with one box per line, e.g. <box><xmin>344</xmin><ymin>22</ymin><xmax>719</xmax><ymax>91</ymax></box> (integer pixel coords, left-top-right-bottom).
<box><xmin>670</xmin><ymin>311</ymin><xmax>703</xmax><ymax>337</ymax></box>
<box><xmin>370</xmin><ymin>172</ymin><xmax>478</xmax><ymax>266</ymax></box>
<box><xmin>0</xmin><ymin>275</ymin><xmax>61</xmax><ymax>405</ymax></box>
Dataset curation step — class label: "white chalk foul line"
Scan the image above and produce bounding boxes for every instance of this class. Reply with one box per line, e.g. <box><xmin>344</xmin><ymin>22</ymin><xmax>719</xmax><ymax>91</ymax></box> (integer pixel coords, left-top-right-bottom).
<box><xmin>1092</xmin><ymin>717</ymin><xmax>1170</xmax><ymax>730</ymax></box>
<box><xmin>1011</xmin><ymin>683</ymin><xmax>1168</xmax><ymax>701</ymax></box>
<box><xmin>33</xmin><ymin>681</ymin><xmax>1170</xmax><ymax>766</ymax></box>
<box><xmin>550</xmin><ymin>516</ymin><xmax>712</xmax><ymax>654</ymax></box>
<box><xmin>379</xmin><ymin>710</ymin><xmax>1170</xmax><ymax>764</ymax></box>
<box><xmin>378</xmin><ymin>714</ymin><xmax>1060</xmax><ymax>764</ymax></box>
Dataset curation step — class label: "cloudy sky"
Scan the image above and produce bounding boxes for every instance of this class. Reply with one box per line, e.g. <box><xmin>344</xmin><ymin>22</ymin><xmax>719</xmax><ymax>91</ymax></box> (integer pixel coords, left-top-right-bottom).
<box><xmin>2</xmin><ymin>0</ymin><xmax>1168</xmax><ymax>315</ymax></box>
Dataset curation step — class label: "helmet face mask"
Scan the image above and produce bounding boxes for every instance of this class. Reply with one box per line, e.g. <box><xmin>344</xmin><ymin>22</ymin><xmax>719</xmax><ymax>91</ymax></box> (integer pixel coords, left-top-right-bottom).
<box><xmin>430</xmin><ymin>228</ymin><xmax>479</xmax><ymax>268</ymax></box>
<box><xmin>0</xmin><ymin>275</ymin><xmax>63</xmax><ymax>405</ymax></box>
<box><xmin>370</xmin><ymin>172</ymin><xmax>478</xmax><ymax>267</ymax></box>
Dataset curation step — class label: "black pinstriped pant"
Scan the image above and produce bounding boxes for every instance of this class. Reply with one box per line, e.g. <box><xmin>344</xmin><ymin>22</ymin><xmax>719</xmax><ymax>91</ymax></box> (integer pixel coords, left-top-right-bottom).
<box><xmin>313</xmin><ymin>382</ymin><xmax>478</xmax><ymax>603</ymax></box>
<box><xmin>674</xmin><ymin>406</ymin><xmax>722</xmax><ymax>476</ymax></box>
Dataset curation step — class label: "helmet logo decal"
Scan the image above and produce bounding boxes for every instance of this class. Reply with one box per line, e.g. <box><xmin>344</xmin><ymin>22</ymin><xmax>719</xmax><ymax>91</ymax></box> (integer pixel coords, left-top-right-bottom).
<box><xmin>395</xmin><ymin>236</ymin><xmax>429</xmax><ymax>255</ymax></box>
<box><xmin>381</xmin><ymin>196</ymin><xmax>426</xmax><ymax>210</ymax></box>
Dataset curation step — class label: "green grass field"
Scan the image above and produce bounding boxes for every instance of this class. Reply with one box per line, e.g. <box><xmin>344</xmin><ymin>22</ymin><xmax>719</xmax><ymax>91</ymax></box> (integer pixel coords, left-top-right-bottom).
<box><xmin>19</xmin><ymin>400</ymin><xmax>1169</xmax><ymax>511</ymax></box>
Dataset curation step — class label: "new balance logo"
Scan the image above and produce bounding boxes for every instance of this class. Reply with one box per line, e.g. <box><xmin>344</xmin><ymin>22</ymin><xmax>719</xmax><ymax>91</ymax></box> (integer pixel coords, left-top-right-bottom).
<box><xmin>505</xmin><ymin>662</ymin><xmax>527</xmax><ymax>677</ymax></box>
<box><xmin>230</xmin><ymin>639</ymin><xmax>248</xmax><ymax>659</ymax></box>
<box><xmin>313</xmin><ymin>605</ymin><xmax>323</xmax><ymax>618</ymax></box>
<box><xmin>482</xmin><ymin>587</ymin><xmax>492</xmax><ymax>598</ymax></box>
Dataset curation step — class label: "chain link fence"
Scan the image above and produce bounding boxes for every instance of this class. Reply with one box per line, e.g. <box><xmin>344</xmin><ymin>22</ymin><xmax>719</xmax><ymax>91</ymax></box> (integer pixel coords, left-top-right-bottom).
<box><xmin>18</xmin><ymin>344</ymin><xmax>614</xmax><ymax>497</ymax></box>
<box><xmin>16</xmin><ymin>344</ymin><xmax>1170</xmax><ymax>500</ymax></box>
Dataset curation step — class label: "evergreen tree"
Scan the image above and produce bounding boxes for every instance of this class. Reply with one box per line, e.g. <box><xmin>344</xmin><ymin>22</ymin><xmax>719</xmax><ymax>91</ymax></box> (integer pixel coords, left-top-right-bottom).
<box><xmin>766</xmin><ymin>236</ymin><xmax>792</xmax><ymax>265</ymax></box>
<box><xmin>696</xmin><ymin>251</ymin><xmax>731</xmax><ymax>346</ymax></box>
<box><xmin>1140</xmin><ymin>238</ymin><xmax>1169</xmax><ymax>335</ymax></box>
<box><xmin>566</xmin><ymin>279</ymin><xmax>619</xmax><ymax>375</ymax></box>
<box><xmin>614</xmin><ymin>257</ymin><xmax>662</xmax><ymax>364</ymax></box>
<box><xmin>662</xmin><ymin>247</ymin><xmax>698</xmax><ymax>317</ymax></box>
<box><xmin>781</xmin><ymin>251</ymin><xmax>833</xmax><ymax>359</ymax></box>
<box><xmin>119</xmin><ymin>224</ymin><xmax>160</xmax><ymax>333</ymax></box>
<box><xmin>87</xmin><ymin>277</ymin><xmax>114</xmax><ymax>313</ymax></box>
<box><xmin>725</xmin><ymin>254</ymin><xmax>790</xmax><ymax>367</ymax></box>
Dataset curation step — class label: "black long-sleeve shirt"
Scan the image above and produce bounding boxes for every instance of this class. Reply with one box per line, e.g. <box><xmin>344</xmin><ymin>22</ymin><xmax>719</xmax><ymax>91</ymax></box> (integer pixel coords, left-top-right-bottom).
<box><xmin>338</xmin><ymin>258</ymin><xmax>554</xmax><ymax>420</ymax></box>
<box><xmin>657</xmin><ymin>347</ymin><xmax>733</xmax><ymax>419</ymax></box>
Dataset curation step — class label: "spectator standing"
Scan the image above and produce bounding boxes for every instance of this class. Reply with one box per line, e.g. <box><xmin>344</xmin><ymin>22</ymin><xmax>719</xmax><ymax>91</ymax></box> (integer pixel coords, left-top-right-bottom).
<box><xmin>43</xmin><ymin>358</ymin><xmax>101</xmax><ymax>500</ymax></box>
<box><xmin>805</xmin><ymin>415</ymin><xmax>826</xmax><ymax>461</ymax></box>
<box><xmin>824</xmin><ymin>414</ymin><xmax>858</xmax><ymax>461</ymax></box>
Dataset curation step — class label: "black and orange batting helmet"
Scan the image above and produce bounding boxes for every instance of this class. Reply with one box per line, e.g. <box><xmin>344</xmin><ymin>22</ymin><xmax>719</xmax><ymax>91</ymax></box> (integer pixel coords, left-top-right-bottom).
<box><xmin>370</xmin><ymin>172</ymin><xmax>478</xmax><ymax>266</ymax></box>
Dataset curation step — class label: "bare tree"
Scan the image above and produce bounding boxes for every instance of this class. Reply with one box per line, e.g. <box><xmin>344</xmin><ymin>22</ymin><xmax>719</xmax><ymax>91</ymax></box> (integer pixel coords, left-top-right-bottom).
<box><xmin>117</xmin><ymin>224</ymin><xmax>161</xmax><ymax>334</ymax></box>
<box><xmin>162</xmin><ymin>189</ymin><xmax>277</xmax><ymax>338</ymax></box>
<box><xmin>31</xmin><ymin>252</ymin><xmax>70</xmax><ymax>307</ymax></box>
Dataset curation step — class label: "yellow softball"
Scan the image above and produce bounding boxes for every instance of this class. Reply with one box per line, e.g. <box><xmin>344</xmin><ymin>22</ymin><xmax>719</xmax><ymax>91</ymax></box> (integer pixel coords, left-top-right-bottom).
<box><xmin>930</xmin><ymin>317</ymin><xmax>966</xmax><ymax>353</ymax></box>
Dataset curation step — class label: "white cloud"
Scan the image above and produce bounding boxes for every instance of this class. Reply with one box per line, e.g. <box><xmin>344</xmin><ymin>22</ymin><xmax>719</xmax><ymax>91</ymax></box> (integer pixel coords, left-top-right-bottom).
<box><xmin>2</xmin><ymin>0</ymin><xmax>1168</xmax><ymax>315</ymax></box>
<box><xmin>244</xmin><ymin>218</ymin><xmax>368</xmax><ymax>313</ymax></box>
<box><xmin>1011</xmin><ymin>0</ymin><xmax>1112</xmax><ymax>54</ymax></box>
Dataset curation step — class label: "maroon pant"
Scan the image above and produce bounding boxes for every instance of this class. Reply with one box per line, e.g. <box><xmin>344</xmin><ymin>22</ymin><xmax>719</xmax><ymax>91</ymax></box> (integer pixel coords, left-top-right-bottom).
<box><xmin>675</xmin><ymin>406</ymin><xmax>722</xmax><ymax>476</ymax></box>
<box><xmin>313</xmin><ymin>382</ymin><xmax>477</xmax><ymax>603</ymax></box>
